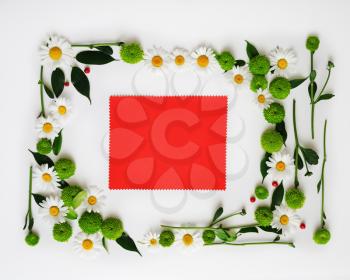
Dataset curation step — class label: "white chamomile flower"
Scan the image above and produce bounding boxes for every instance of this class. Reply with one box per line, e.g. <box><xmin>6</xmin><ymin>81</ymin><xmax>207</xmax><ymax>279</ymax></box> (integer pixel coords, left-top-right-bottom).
<box><xmin>73</xmin><ymin>232</ymin><xmax>103</xmax><ymax>259</ymax></box>
<box><xmin>253</xmin><ymin>88</ymin><xmax>273</xmax><ymax>109</ymax></box>
<box><xmin>269</xmin><ymin>46</ymin><xmax>297</xmax><ymax>78</ymax></box>
<box><xmin>267</xmin><ymin>150</ymin><xmax>295</xmax><ymax>182</ymax></box>
<box><xmin>40</xmin><ymin>35</ymin><xmax>74</xmax><ymax>69</ymax></box>
<box><xmin>36</xmin><ymin>116</ymin><xmax>61</xmax><ymax>141</ymax></box>
<box><xmin>175</xmin><ymin>230</ymin><xmax>202</xmax><ymax>252</ymax></box>
<box><xmin>83</xmin><ymin>186</ymin><xmax>106</xmax><ymax>213</ymax></box>
<box><xmin>225</xmin><ymin>65</ymin><xmax>251</xmax><ymax>89</ymax></box>
<box><xmin>170</xmin><ymin>48</ymin><xmax>190</xmax><ymax>71</ymax></box>
<box><xmin>39</xmin><ymin>196</ymin><xmax>68</xmax><ymax>224</ymax></box>
<box><xmin>33</xmin><ymin>164</ymin><xmax>60</xmax><ymax>192</ymax></box>
<box><xmin>144</xmin><ymin>47</ymin><xmax>170</xmax><ymax>72</ymax></box>
<box><xmin>49</xmin><ymin>97</ymin><xmax>72</xmax><ymax>124</ymax></box>
<box><xmin>141</xmin><ymin>232</ymin><xmax>160</xmax><ymax>250</ymax></box>
<box><xmin>191</xmin><ymin>46</ymin><xmax>219</xmax><ymax>73</ymax></box>
<box><xmin>272</xmin><ymin>205</ymin><xmax>301</xmax><ymax>235</ymax></box>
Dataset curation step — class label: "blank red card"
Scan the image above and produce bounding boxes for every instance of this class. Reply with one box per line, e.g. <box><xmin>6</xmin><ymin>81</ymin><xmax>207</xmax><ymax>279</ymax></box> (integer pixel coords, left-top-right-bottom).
<box><xmin>109</xmin><ymin>96</ymin><xmax>227</xmax><ymax>190</ymax></box>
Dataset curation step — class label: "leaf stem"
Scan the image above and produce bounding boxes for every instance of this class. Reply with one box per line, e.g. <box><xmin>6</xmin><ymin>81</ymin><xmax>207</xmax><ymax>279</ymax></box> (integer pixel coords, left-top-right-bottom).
<box><xmin>205</xmin><ymin>241</ymin><xmax>295</xmax><ymax>247</ymax></box>
<box><xmin>320</xmin><ymin>120</ymin><xmax>327</xmax><ymax>227</ymax></box>
<box><xmin>71</xmin><ymin>42</ymin><xmax>123</xmax><ymax>48</ymax></box>
<box><xmin>310</xmin><ymin>52</ymin><xmax>315</xmax><ymax>139</ymax></box>
<box><xmin>39</xmin><ymin>66</ymin><xmax>45</xmax><ymax>117</ymax></box>
<box><xmin>24</xmin><ymin>166</ymin><xmax>33</xmax><ymax>230</ymax></box>
<box><xmin>292</xmin><ymin>99</ymin><xmax>299</xmax><ymax>187</ymax></box>
<box><xmin>160</xmin><ymin>223</ymin><xmax>258</xmax><ymax>231</ymax></box>
<box><xmin>316</xmin><ymin>68</ymin><xmax>332</xmax><ymax>101</ymax></box>
<box><xmin>209</xmin><ymin>209</ymin><xmax>246</xmax><ymax>226</ymax></box>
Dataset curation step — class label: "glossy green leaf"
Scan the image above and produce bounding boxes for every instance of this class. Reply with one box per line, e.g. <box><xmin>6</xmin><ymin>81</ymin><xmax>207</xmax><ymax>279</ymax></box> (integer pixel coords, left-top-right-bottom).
<box><xmin>51</xmin><ymin>68</ymin><xmax>65</xmax><ymax>97</ymax></box>
<box><xmin>301</xmin><ymin>147</ymin><xmax>319</xmax><ymax>165</ymax></box>
<box><xmin>72</xmin><ymin>190</ymin><xmax>87</xmax><ymax>209</ymax></box>
<box><xmin>273</xmin><ymin>235</ymin><xmax>281</xmax><ymax>242</ymax></box>
<box><xmin>315</xmin><ymin>93</ymin><xmax>335</xmax><ymax>103</ymax></box>
<box><xmin>76</xmin><ymin>51</ymin><xmax>115</xmax><ymax>65</ymax></box>
<box><xmin>237</xmin><ymin>227</ymin><xmax>258</xmax><ymax>234</ymax></box>
<box><xmin>66</xmin><ymin>208</ymin><xmax>78</xmax><ymax>220</ymax></box>
<box><xmin>275</xmin><ymin>121</ymin><xmax>287</xmax><ymax>143</ymax></box>
<box><xmin>235</xmin><ymin>59</ymin><xmax>246</xmax><ymax>67</ymax></box>
<box><xmin>211</xmin><ymin>207</ymin><xmax>223</xmax><ymax>224</ymax></box>
<box><xmin>95</xmin><ymin>46</ymin><xmax>113</xmax><ymax>55</ymax></box>
<box><xmin>71</xmin><ymin>67</ymin><xmax>90</xmax><ymax>103</ymax></box>
<box><xmin>290</xmin><ymin>77</ymin><xmax>307</xmax><ymax>89</ymax></box>
<box><xmin>259</xmin><ymin>226</ymin><xmax>282</xmax><ymax>234</ymax></box>
<box><xmin>317</xmin><ymin>179</ymin><xmax>321</xmax><ymax>193</ymax></box>
<box><xmin>116</xmin><ymin>232</ymin><xmax>142</xmax><ymax>256</ymax></box>
<box><xmin>58</xmin><ymin>180</ymin><xmax>69</xmax><ymax>189</ymax></box>
<box><xmin>29</xmin><ymin>150</ymin><xmax>54</xmax><ymax>167</ymax></box>
<box><xmin>52</xmin><ymin>130</ymin><xmax>63</xmax><ymax>156</ymax></box>
<box><xmin>215</xmin><ymin>229</ymin><xmax>237</xmax><ymax>242</ymax></box>
<box><xmin>44</xmin><ymin>84</ymin><xmax>55</xmax><ymax>99</ymax></box>
<box><xmin>308</xmin><ymin>82</ymin><xmax>317</xmax><ymax>100</ymax></box>
<box><xmin>32</xmin><ymin>193</ymin><xmax>46</xmax><ymax>207</ymax></box>
<box><xmin>293</xmin><ymin>148</ymin><xmax>304</xmax><ymax>170</ymax></box>
<box><xmin>271</xmin><ymin>182</ymin><xmax>284</xmax><ymax>210</ymax></box>
<box><xmin>245</xmin><ymin>41</ymin><xmax>259</xmax><ymax>59</ymax></box>
<box><xmin>102</xmin><ymin>237</ymin><xmax>109</xmax><ymax>252</ymax></box>
<box><xmin>260</xmin><ymin>153</ymin><xmax>271</xmax><ymax>182</ymax></box>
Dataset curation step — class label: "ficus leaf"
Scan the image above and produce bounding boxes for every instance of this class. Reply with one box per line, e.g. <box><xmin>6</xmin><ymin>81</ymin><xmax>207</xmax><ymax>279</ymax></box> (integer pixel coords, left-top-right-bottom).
<box><xmin>245</xmin><ymin>41</ymin><xmax>259</xmax><ymax>59</ymax></box>
<box><xmin>71</xmin><ymin>67</ymin><xmax>90</xmax><ymax>103</ymax></box>
<box><xmin>29</xmin><ymin>150</ymin><xmax>54</xmax><ymax>167</ymax></box>
<box><xmin>289</xmin><ymin>77</ymin><xmax>307</xmax><ymax>89</ymax></box>
<box><xmin>116</xmin><ymin>232</ymin><xmax>142</xmax><ymax>256</ymax></box>
<box><xmin>76</xmin><ymin>51</ymin><xmax>115</xmax><ymax>65</ymax></box>
<box><xmin>237</xmin><ymin>227</ymin><xmax>258</xmax><ymax>234</ymax></box>
<box><xmin>211</xmin><ymin>207</ymin><xmax>223</xmax><ymax>224</ymax></box>
<box><xmin>44</xmin><ymin>84</ymin><xmax>55</xmax><ymax>99</ymax></box>
<box><xmin>301</xmin><ymin>147</ymin><xmax>319</xmax><ymax>165</ymax></box>
<box><xmin>235</xmin><ymin>59</ymin><xmax>246</xmax><ymax>67</ymax></box>
<box><xmin>95</xmin><ymin>46</ymin><xmax>113</xmax><ymax>55</ymax></box>
<box><xmin>32</xmin><ymin>193</ymin><xmax>46</xmax><ymax>207</ymax></box>
<box><xmin>51</xmin><ymin>68</ymin><xmax>65</xmax><ymax>98</ymax></box>
<box><xmin>271</xmin><ymin>182</ymin><xmax>284</xmax><ymax>210</ymax></box>
<box><xmin>315</xmin><ymin>93</ymin><xmax>335</xmax><ymax>103</ymax></box>
<box><xmin>275</xmin><ymin>121</ymin><xmax>287</xmax><ymax>143</ymax></box>
<box><xmin>260</xmin><ymin>153</ymin><xmax>271</xmax><ymax>182</ymax></box>
<box><xmin>52</xmin><ymin>130</ymin><xmax>63</xmax><ymax>156</ymax></box>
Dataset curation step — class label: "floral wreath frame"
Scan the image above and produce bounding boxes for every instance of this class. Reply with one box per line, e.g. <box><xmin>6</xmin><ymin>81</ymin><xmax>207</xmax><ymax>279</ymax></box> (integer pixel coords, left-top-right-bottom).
<box><xmin>23</xmin><ymin>34</ymin><xmax>334</xmax><ymax>257</ymax></box>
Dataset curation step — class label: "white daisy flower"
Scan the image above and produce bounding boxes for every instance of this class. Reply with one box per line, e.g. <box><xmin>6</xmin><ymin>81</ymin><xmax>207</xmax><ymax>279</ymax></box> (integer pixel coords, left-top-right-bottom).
<box><xmin>141</xmin><ymin>232</ymin><xmax>160</xmax><ymax>250</ymax></box>
<box><xmin>82</xmin><ymin>186</ymin><xmax>106</xmax><ymax>213</ymax></box>
<box><xmin>39</xmin><ymin>196</ymin><xmax>68</xmax><ymax>224</ymax></box>
<box><xmin>253</xmin><ymin>88</ymin><xmax>273</xmax><ymax>109</ymax></box>
<box><xmin>175</xmin><ymin>230</ymin><xmax>203</xmax><ymax>252</ymax></box>
<box><xmin>272</xmin><ymin>205</ymin><xmax>301</xmax><ymax>235</ymax></box>
<box><xmin>269</xmin><ymin>46</ymin><xmax>297</xmax><ymax>78</ymax></box>
<box><xmin>191</xmin><ymin>46</ymin><xmax>219</xmax><ymax>73</ymax></box>
<box><xmin>267</xmin><ymin>150</ymin><xmax>295</xmax><ymax>182</ymax></box>
<box><xmin>49</xmin><ymin>97</ymin><xmax>72</xmax><ymax>125</ymax></box>
<box><xmin>36</xmin><ymin>116</ymin><xmax>61</xmax><ymax>141</ymax></box>
<box><xmin>33</xmin><ymin>164</ymin><xmax>60</xmax><ymax>192</ymax></box>
<box><xmin>225</xmin><ymin>65</ymin><xmax>251</xmax><ymax>89</ymax></box>
<box><xmin>73</xmin><ymin>232</ymin><xmax>103</xmax><ymax>259</ymax></box>
<box><xmin>40</xmin><ymin>35</ymin><xmax>74</xmax><ymax>69</ymax></box>
<box><xmin>170</xmin><ymin>48</ymin><xmax>190</xmax><ymax>71</ymax></box>
<box><xmin>144</xmin><ymin>46</ymin><xmax>170</xmax><ymax>72</ymax></box>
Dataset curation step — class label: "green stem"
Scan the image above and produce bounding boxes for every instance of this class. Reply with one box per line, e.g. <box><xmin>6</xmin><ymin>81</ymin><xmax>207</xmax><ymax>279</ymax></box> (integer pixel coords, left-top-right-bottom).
<box><xmin>321</xmin><ymin>120</ymin><xmax>327</xmax><ymax>227</ymax></box>
<box><xmin>292</xmin><ymin>99</ymin><xmax>299</xmax><ymax>187</ymax></box>
<box><xmin>23</xmin><ymin>166</ymin><xmax>33</xmax><ymax>230</ymax></box>
<box><xmin>161</xmin><ymin>223</ymin><xmax>258</xmax><ymax>231</ymax></box>
<box><xmin>205</xmin><ymin>241</ymin><xmax>295</xmax><ymax>247</ymax></box>
<box><xmin>317</xmin><ymin>68</ymin><xmax>331</xmax><ymax>100</ymax></box>
<box><xmin>39</xmin><ymin>66</ymin><xmax>45</xmax><ymax>117</ymax></box>
<box><xmin>310</xmin><ymin>52</ymin><xmax>315</xmax><ymax>139</ymax></box>
<box><xmin>71</xmin><ymin>42</ymin><xmax>123</xmax><ymax>48</ymax></box>
<box><xmin>209</xmin><ymin>209</ymin><xmax>246</xmax><ymax>226</ymax></box>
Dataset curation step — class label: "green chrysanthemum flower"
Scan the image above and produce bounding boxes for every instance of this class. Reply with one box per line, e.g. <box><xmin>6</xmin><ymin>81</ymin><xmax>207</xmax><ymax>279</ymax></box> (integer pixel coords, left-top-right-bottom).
<box><xmin>255</xmin><ymin>185</ymin><xmax>269</xmax><ymax>200</ymax></box>
<box><xmin>215</xmin><ymin>51</ymin><xmax>235</xmax><ymax>71</ymax></box>
<box><xmin>269</xmin><ymin>77</ymin><xmax>291</xmax><ymax>100</ymax></box>
<box><xmin>101</xmin><ymin>217</ymin><xmax>124</xmax><ymax>240</ymax></box>
<box><xmin>306</xmin><ymin>36</ymin><xmax>320</xmax><ymax>52</ymax></box>
<box><xmin>260</xmin><ymin>129</ymin><xmax>284</xmax><ymax>153</ymax></box>
<box><xmin>53</xmin><ymin>222</ymin><xmax>73</xmax><ymax>242</ymax></box>
<box><xmin>263</xmin><ymin>102</ymin><xmax>285</xmax><ymax>124</ymax></box>
<box><xmin>78</xmin><ymin>211</ymin><xmax>103</xmax><ymax>234</ymax></box>
<box><xmin>254</xmin><ymin>206</ymin><xmax>273</xmax><ymax>226</ymax></box>
<box><xmin>159</xmin><ymin>230</ymin><xmax>175</xmax><ymax>247</ymax></box>
<box><xmin>120</xmin><ymin>43</ymin><xmax>144</xmax><ymax>64</ymax></box>
<box><xmin>61</xmin><ymin>185</ymin><xmax>82</xmax><ymax>207</ymax></box>
<box><xmin>54</xmin><ymin>158</ymin><xmax>76</xmax><ymax>180</ymax></box>
<box><xmin>285</xmin><ymin>188</ymin><xmax>306</xmax><ymax>209</ymax></box>
<box><xmin>313</xmin><ymin>228</ymin><xmax>331</xmax><ymax>245</ymax></box>
<box><xmin>202</xmin><ymin>230</ymin><xmax>216</xmax><ymax>245</ymax></box>
<box><xmin>36</xmin><ymin>138</ymin><xmax>52</xmax><ymax>155</ymax></box>
<box><xmin>25</xmin><ymin>232</ymin><xmax>40</xmax><ymax>246</ymax></box>
<box><xmin>249</xmin><ymin>55</ymin><xmax>270</xmax><ymax>75</ymax></box>
<box><xmin>250</xmin><ymin>75</ymin><xmax>268</xmax><ymax>92</ymax></box>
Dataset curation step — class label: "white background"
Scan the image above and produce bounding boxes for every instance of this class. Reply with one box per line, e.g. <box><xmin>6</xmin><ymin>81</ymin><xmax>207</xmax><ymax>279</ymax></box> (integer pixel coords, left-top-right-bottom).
<box><xmin>1</xmin><ymin>0</ymin><xmax>349</xmax><ymax>279</ymax></box>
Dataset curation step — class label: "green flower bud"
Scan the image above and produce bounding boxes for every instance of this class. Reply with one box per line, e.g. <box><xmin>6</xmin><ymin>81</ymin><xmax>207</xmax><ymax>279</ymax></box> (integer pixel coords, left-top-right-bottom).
<box><xmin>285</xmin><ymin>188</ymin><xmax>306</xmax><ymax>209</ymax></box>
<box><xmin>54</xmin><ymin>158</ymin><xmax>76</xmax><ymax>180</ymax></box>
<box><xmin>313</xmin><ymin>228</ymin><xmax>331</xmax><ymax>245</ymax></box>
<box><xmin>254</xmin><ymin>206</ymin><xmax>273</xmax><ymax>226</ymax></box>
<box><xmin>260</xmin><ymin>129</ymin><xmax>283</xmax><ymax>153</ymax></box>
<box><xmin>25</xmin><ymin>232</ymin><xmax>40</xmax><ymax>246</ymax></box>
<box><xmin>269</xmin><ymin>77</ymin><xmax>291</xmax><ymax>100</ymax></box>
<box><xmin>36</xmin><ymin>138</ymin><xmax>52</xmax><ymax>155</ymax></box>
<box><xmin>101</xmin><ymin>217</ymin><xmax>124</xmax><ymax>240</ymax></box>
<box><xmin>249</xmin><ymin>55</ymin><xmax>270</xmax><ymax>75</ymax></box>
<box><xmin>159</xmin><ymin>230</ymin><xmax>175</xmax><ymax>247</ymax></box>
<box><xmin>250</xmin><ymin>75</ymin><xmax>268</xmax><ymax>92</ymax></box>
<box><xmin>78</xmin><ymin>211</ymin><xmax>103</xmax><ymax>234</ymax></box>
<box><xmin>202</xmin><ymin>230</ymin><xmax>216</xmax><ymax>244</ymax></box>
<box><xmin>255</xmin><ymin>185</ymin><xmax>269</xmax><ymax>200</ymax></box>
<box><xmin>306</xmin><ymin>36</ymin><xmax>320</xmax><ymax>52</ymax></box>
<box><xmin>215</xmin><ymin>51</ymin><xmax>235</xmax><ymax>71</ymax></box>
<box><xmin>263</xmin><ymin>102</ymin><xmax>285</xmax><ymax>124</ymax></box>
<box><xmin>120</xmin><ymin>43</ymin><xmax>144</xmax><ymax>64</ymax></box>
<box><xmin>53</xmin><ymin>222</ymin><xmax>73</xmax><ymax>242</ymax></box>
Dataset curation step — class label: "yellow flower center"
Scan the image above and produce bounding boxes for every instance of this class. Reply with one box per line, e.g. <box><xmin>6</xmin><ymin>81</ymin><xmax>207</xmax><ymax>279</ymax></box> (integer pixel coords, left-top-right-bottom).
<box><xmin>149</xmin><ymin>238</ymin><xmax>158</xmax><ymax>246</ymax></box>
<box><xmin>276</xmin><ymin>161</ymin><xmax>286</xmax><ymax>171</ymax></box>
<box><xmin>49</xmin><ymin>206</ymin><xmax>60</xmax><ymax>217</ymax></box>
<box><xmin>175</xmin><ymin>55</ymin><xmax>185</xmax><ymax>66</ymax></box>
<box><xmin>58</xmin><ymin>105</ymin><xmax>67</xmax><ymax>115</ymax></box>
<box><xmin>43</xmin><ymin>122</ymin><xmax>53</xmax><ymax>133</ymax></box>
<box><xmin>49</xmin><ymin>46</ymin><xmax>62</xmax><ymax>61</ymax></box>
<box><xmin>182</xmin><ymin>234</ymin><xmax>194</xmax><ymax>246</ymax></box>
<box><xmin>280</xmin><ymin>214</ymin><xmax>289</xmax><ymax>225</ymax></box>
<box><xmin>197</xmin><ymin>55</ymin><xmax>209</xmax><ymax>68</ymax></box>
<box><xmin>151</xmin><ymin>55</ymin><xmax>163</xmax><ymax>67</ymax></box>
<box><xmin>87</xmin><ymin>195</ymin><xmax>97</xmax><ymax>206</ymax></box>
<box><xmin>82</xmin><ymin>239</ymin><xmax>94</xmax><ymax>250</ymax></box>
<box><xmin>277</xmin><ymin>58</ymin><xmax>288</xmax><ymax>70</ymax></box>
<box><xmin>257</xmin><ymin>94</ymin><xmax>266</xmax><ymax>104</ymax></box>
<box><xmin>42</xmin><ymin>173</ymin><xmax>52</xmax><ymax>182</ymax></box>
<box><xmin>233</xmin><ymin>74</ymin><xmax>244</xmax><ymax>84</ymax></box>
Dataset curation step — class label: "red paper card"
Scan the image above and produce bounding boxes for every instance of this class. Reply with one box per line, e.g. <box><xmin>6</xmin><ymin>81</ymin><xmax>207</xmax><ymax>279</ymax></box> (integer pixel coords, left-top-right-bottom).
<box><xmin>109</xmin><ymin>96</ymin><xmax>227</xmax><ymax>190</ymax></box>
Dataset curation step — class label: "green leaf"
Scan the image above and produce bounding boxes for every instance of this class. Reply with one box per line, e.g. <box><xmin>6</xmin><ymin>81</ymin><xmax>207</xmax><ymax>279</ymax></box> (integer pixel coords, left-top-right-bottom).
<box><xmin>323</xmin><ymin>211</ymin><xmax>327</xmax><ymax>220</ymax></box>
<box><xmin>275</xmin><ymin>121</ymin><xmax>287</xmax><ymax>143</ymax></box>
<box><xmin>271</xmin><ymin>182</ymin><xmax>284</xmax><ymax>210</ymax></box>
<box><xmin>32</xmin><ymin>193</ymin><xmax>46</xmax><ymax>207</ymax></box>
<box><xmin>211</xmin><ymin>207</ymin><xmax>223</xmax><ymax>224</ymax></box>
<box><xmin>52</xmin><ymin>130</ymin><xmax>63</xmax><ymax>156</ymax></box>
<box><xmin>260</xmin><ymin>153</ymin><xmax>271</xmax><ymax>182</ymax></box>
<box><xmin>29</xmin><ymin>150</ymin><xmax>54</xmax><ymax>167</ymax></box>
<box><xmin>315</xmin><ymin>93</ymin><xmax>335</xmax><ymax>103</ymax></box>
<box><xmin>116</xmin><ymin>232</ymin><xmax>142</xmax><ymax>256</ymax></box>
<box><xmin>71</xmin><ymin>67</ymin><xmax>90</xmax><ymax>103</ymax></box>
<box><xmin>259</xmin><ymin>226</ymin><xmax>282</xmax><ymax>234</ymax></box>
<box><xmin>66</xmin><ymin>208</ymin><xmax>78</xmax><ymax>220</ymax></box>
<box><xmin>290</xmin><ymin>77</ymin><xmax>307</xmax><ymax>89</ymax></box>
<box><xmin>235</xmin><ymin>59</ymin><xmax>246</xmax><ymax>67</ymax></box>
<box><xmin>317</xmin><ymin>179</ymin><xmax>321</xmax><ymax>193</ymax></box>
<box><xmin>28</xmin><ymin>217</ymin><xmax>34</xmax><ymax>231</ymax></box>
<box><xmin>273</xmin><ymin>235</ymin><xmax>280</xmax><ymax>242</ymax></box>
<box><xmin>215</xmin><ymin>229</ymin><xmax>237</xmax><ymax>242</ymax></box>
<box><xmin>58</xmin><ymin>180</ymin><xmax>69</xmax><ymax>189</ymax></box>
<box><xmin>44</xmin><ymin>84</ymin><xmax>55</xmax><ymax>99</ymax></box>
<box><xmin>102</xmin><ymin>237</ymin><xmax>109</xmax><ymax>252</ymax></box>
<box><xmin>310</xmin><ymin>70</ymin><xmax>317</xmax><ymax>81</ymax></box>
<box><xmin>76</xmin><ymin>51</ymin><xmax>115</xmax><ymax>65</ymax></box>
<box><xmin>245</xmin><ymin>41</ymin><xmax>259</xmax><ymax>59</ymax></box>
<box><xmin>237</xmin><ymin>227</ymin><xmax>258</xmax><ymax>234</ymax></box>
<box><xmin>95</xmin><ymin>46</ymin><xmax>113</xmax><ymax>55</ymax></box>
<box><xmin>51</xmin><ymin>68</ymin><xmax>65</xmax><ymax>98</ymax></box>
<box><xmin>293</xmin><ymin>148</ymin><xmax>304</xmax><ymax>170</ymax></box>
<box><xmin>308</xmin><ymin>82</ymin><xmax>317</xmax><ymax>100</ymax></box>
<box><xmin>301</xmin><ymin>147</ymin><xmax>319</xmax><ymax>165</ymax></box>
<box><xmin>72</xmin><ymin>190</ymin><xmax>87</xmax><ymax>209</ymax></box>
